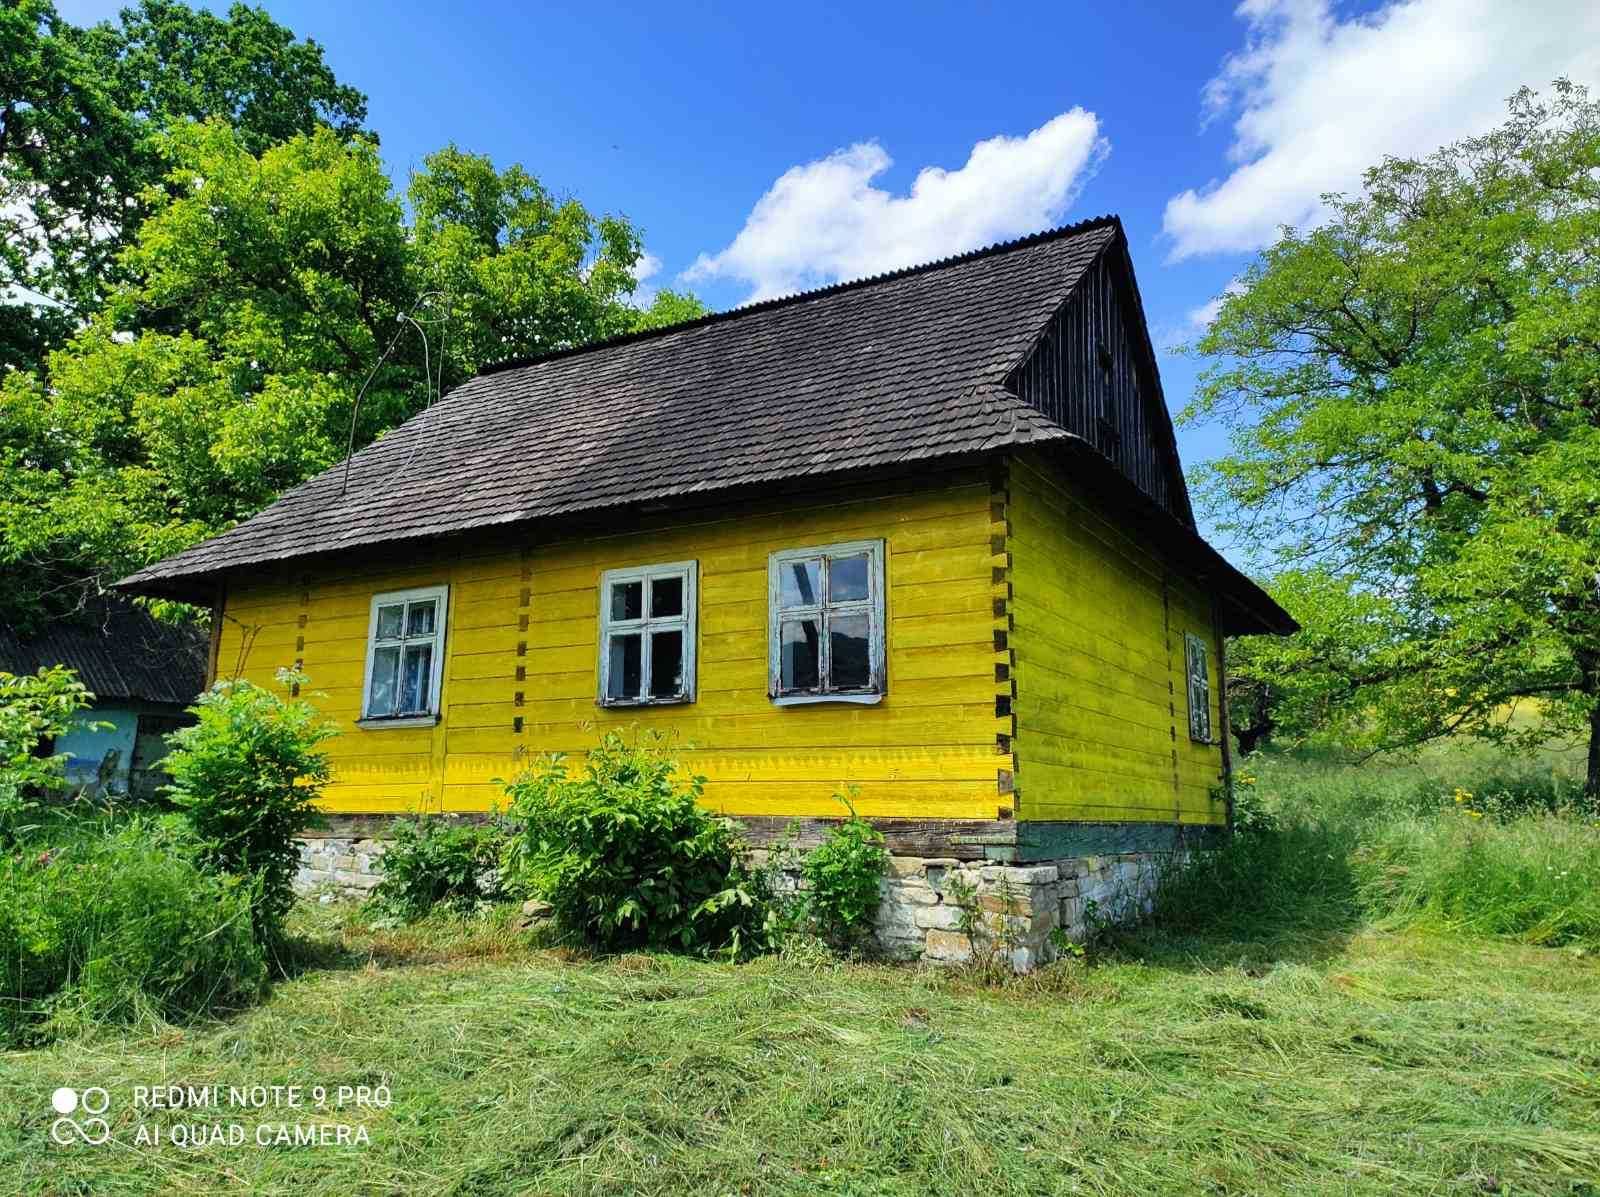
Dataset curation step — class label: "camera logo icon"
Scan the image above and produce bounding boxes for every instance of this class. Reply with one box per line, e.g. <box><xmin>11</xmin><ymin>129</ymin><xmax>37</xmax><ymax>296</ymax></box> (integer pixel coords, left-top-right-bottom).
<box><xmin>50</xmin><ymin>1087</ymin><xmax>111</xmax><ymax>1145</ymax></box>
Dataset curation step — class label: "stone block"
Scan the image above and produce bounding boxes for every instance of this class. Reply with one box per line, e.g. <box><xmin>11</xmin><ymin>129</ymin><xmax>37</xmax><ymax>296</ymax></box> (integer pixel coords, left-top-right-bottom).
<box><xmin>924</xmin><ymin>929</ymin><xmax>972</xmax><ymax>962</ymax></box>
<box><xmin>913</xmin><ymin>903</ymin><xmax>966</xmax><ymax>931</ymax></box>
<box><xmin>884</xmin><ymin>883</ymin><xmax>938</xmax><ymax>906</ymax></box>
<box><xmin>978</xmin><ymin>892</ymin><xmax>1027</xmax><ymax>915</ymax></box>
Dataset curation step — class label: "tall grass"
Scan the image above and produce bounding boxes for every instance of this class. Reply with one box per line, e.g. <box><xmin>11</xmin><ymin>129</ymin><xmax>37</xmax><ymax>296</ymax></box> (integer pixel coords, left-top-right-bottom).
<box><xmin>0</xmin><ymin>813</ymin><xmax>266</xmax><ymax>1046</ymax></box>
<box><xmin>1149</xmin><ymin>744</ymin><xmax>1600</xmax><ymax>949</ymax></box>
<box><xmin>1354</xmin><ymin>813</ymin><xmax>1600</xmax><ymax>945</ymax></box>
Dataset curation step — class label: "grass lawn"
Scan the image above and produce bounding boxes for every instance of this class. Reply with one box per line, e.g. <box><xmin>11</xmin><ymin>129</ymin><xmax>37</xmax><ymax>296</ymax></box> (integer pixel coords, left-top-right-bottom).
<box><xmin>2</xmin><ymin>904</ymin><xmax>1597</xmax><ymax>1196</ymax></box>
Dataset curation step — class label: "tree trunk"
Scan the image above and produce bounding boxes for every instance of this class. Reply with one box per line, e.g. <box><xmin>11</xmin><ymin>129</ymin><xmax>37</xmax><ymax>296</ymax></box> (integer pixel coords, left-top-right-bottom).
<box><xmin>1587</xmin><ymin>695</ymin><xmax>1600</xmax><ymax>802</ymax></box>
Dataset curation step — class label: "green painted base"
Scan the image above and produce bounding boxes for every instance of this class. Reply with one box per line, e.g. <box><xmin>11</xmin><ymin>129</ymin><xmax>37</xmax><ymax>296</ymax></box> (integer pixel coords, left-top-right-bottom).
<box><xmin>959</xmin><ymin>820</ymin><xmax>1226</xmax><ymax>862</ymax></box>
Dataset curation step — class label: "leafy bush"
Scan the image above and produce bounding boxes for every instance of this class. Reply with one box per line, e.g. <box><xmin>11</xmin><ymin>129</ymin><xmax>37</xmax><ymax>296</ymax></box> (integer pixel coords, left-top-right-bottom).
<box><xmin>800</xmin><ymin>793</ymin><xmax>888</xmax><ymax>950</ymax></box>
<box><xmin>501</xmin><ymin>731</ymin><xmax>773</xmax><ymax>955</ymax></box>
<box><xmin>0</xmin><ymin>814</ymin><xmax>266</xmax><ymax>1046</ymax></box>
<box><xmin>0</xmin><ymin>666</ymin><xmax>95</xmax><ymax>840</ymax></box>
<box><xmin>371</xmin><ymin>814</ymin><xmax>504</xmax><ymax>919</ymax></box>
<box><xmin>161</xmin><ymin>669</ymin><xmax>336</xmax><ymax>946</ymax></box>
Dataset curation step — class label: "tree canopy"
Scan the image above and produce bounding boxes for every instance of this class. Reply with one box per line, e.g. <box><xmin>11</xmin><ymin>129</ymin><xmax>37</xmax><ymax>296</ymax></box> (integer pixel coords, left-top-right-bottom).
<box><xmin>0</xmin><ymin>0</ymin><xmax>369</xmax><ymax>371</ymax></box>
<box><xmin>0</xmin><ymin>8</ymin><xmax>705</xmax><ymax>632</ymax></box>
<box><xmin>1188</xmin><ymin>82</ymin><xmax>1600</xmax><ymax>795</ymax></box>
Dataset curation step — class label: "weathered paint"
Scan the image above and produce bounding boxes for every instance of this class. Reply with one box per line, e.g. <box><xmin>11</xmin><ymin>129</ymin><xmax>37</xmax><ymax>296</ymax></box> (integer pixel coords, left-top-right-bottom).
<box><xmin>215</xmin><ymin>466</ymin><xmax>1012</xmax><ymax>820</ymax></box>
<box><xmin>56</xmin><ymin>704</ymin><xmax>140</xmax><ymax>787</ymax></box>
<box><xmin>1005</xmin><ymin>449</ymin><xmax>1227</xmax><ymax>826</ymax></box>
<box><xmin>54</xmin><ymin>700</ymin><xmax>187</xmax><ymax>795</ymax></box>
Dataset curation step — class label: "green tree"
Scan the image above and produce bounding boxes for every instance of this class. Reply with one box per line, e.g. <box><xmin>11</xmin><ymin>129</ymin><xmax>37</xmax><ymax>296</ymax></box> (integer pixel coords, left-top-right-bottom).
<box><xmin>1222</xmin><ymin>570</ymin><xmax>1416</xmax><ymax>758</ymax></box>
<box><xmin>0</xmin><ymin>122</ymin><xmax>705</xmax><ymax>628</ymax></box>
<box><xmin>0</xmin><ymin>0</ymin><xmax>367</xmax><ymax>369</ymax></box>
<box><xmin>408</xmin><ymin>144</ymin><xmax>703</xmax><ymax>388</ymax></box>
<box><xmin>0</xmin><ymin>666</ymin><xmax>94</xmax><ymax>838</ymax></box>
<box><xmin>1188</xmin><ymin>82</ymin><xmax>1600</xmax><ymax>795</ymax></box>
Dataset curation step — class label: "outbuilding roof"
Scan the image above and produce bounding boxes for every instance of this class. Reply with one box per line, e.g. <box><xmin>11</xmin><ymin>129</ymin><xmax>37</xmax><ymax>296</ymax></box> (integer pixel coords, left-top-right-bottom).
<box><xmin>117</xmin><ymin>216</ymin><xmax>1294</xmax><ymax>635</ymax></box>
<box><xmin>0</xmin><ymin>597</ymin><xmax>208</xmax><ymax>706</ymax></box>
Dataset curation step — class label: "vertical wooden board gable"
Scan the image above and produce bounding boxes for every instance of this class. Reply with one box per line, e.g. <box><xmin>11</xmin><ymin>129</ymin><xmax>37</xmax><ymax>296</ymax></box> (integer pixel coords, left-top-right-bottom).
<box><xmin>1007</xmin><ymin>449</ymin><xmax>1226</xmax><ymax>826</ymax></box>
<box><xmin>214</xmin><ymin>470</ymin><xmax>1008</xmax><ymax>820</ymax></box>
<box><xmin>1006</xmin><ymin>247</ymin><xmax>1191</xmax><ymax>524</ymax></box>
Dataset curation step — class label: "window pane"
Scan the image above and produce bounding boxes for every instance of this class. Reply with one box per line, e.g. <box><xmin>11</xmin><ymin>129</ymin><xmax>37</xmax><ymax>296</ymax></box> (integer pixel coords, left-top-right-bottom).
<box><xmin>375</xmin><ymin>604</ymin><xmax>404</xmax><ymax>639</ymax></box>
<box><xmin>780</xmin><ymin>618</ymin><xmax>821</xmax><ymax>691</ymax></box>
<box><xmin>650</xmin><ymin>575</ymin><xmax>683</xmax><ymax>619</ymax></box>
<box><xmin>368</xmin><ymin>645</ymin><xmax>400</xmax><ymax>715</ymax></box>
<box><xmin>607</xmin><ymin>633</ymin><xmax>642</xmax><ymax>700</ymax></box>
<box><xmin>829</xmin><ymin>614</ymin><xmax>871</xmax><ymax>690</ymax></box>
<box><xmin>649</xmin><ymin>629</ymin><xmax>684</xmax><ymax>699</ymax></box>
<box><xmin>399</xmin><ymin>644</ymin><xmax>433</xmax><ymax>713</ymax></box>
<box><xmin>405</xmin><ymin>600</ymin><xmax>436</xmax><ymax>637</ymax></box>
<box><xmin>610</xmin><ymin>580</ymin><xmax>643</xmax><ymax>622</ymax></box>
<box><xmin>829</xmin><ymin>555</ymin><xmax>870</xmax><ymax>603</ymax></box>
<box><xmin>779</xmin><ymin>559</ymin><xmax>821</xmax><ymax>608</ymax></box>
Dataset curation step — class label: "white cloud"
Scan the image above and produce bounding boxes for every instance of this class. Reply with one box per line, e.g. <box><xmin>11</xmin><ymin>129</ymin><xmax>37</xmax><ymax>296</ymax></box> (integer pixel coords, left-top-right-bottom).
<box><xmin>627</xmin><ymin>251</ymin><xmax>663</xmax><ymax>308</ymax></box>
<box><xmin>685</xmin><ymin>110</ymin><xmax>1107</xmax><ymax>302</ymax></box>
<box><xmin>1164</xmin><ymin>0</ymin><xmax>1600</xmax><ymax>259</ymax></box>
<box><xmin>1186</xmin><ymin>277</ymin><xmax>1248</xmax><ymax>335</ymax></box>
<box><xmin>1186</xmin><ymin>295</ymin><xmax>1228</xmax><ymax>333</ymax></box>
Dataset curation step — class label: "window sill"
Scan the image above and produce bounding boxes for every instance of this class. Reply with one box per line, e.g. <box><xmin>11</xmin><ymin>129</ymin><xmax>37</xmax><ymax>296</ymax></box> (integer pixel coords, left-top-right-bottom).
<box><xmin>357</xmin><ymin>714</ymin><xmax>440</xmax><ymax>730</ymax></box>
<box><xmin>596</xmin><ymin>696</ymin><xmax>693</xmax><ymax>709</ymax></box>
<box><xmin>771</xmin><ymin>692</ymin><xmax>884</xmax><ymax>707</ymax></box>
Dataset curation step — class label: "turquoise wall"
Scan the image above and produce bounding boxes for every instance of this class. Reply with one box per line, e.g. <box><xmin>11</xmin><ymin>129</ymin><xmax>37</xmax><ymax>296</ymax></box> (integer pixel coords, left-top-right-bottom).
<box><xmin>56</xmin><ymin>704</ymin><xmax>140</xmax><ymax>788</ymax></box>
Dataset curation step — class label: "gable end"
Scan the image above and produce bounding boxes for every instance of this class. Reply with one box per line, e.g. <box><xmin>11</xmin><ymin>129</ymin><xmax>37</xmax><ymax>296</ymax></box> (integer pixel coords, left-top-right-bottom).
<box><xmin>1004</xmin><ymin>236</ymin><xmax>1195</xmax><ymax>526</ymax></box>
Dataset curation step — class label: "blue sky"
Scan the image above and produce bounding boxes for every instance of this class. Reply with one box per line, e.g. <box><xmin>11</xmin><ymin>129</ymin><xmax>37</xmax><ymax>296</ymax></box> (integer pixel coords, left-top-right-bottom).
<box><xmin>59</xmin><ymin>0</ymin><xmax>1600</xmax><ymax>548</ymax></box>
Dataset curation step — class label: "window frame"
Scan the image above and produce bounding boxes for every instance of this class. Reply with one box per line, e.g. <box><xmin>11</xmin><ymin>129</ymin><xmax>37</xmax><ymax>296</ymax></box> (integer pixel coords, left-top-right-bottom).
<box><xmin>1184</xmin><ymin>631</ymin><xmax>1212</xmax><ymax>744</ymax></box>
<box><xmin>596</xmin><ymin>560</ymin><xmax>699</xmax><ymax>707</ymax></box>
<box><xmin>359</xmin><ymin>584</ymin><xmax>449</xmax><ymax>728</ymax></box>
<box><xmin>767</xmin><ymin>538</ymin><xmax>887</xmax><ymax>706</ymax></box>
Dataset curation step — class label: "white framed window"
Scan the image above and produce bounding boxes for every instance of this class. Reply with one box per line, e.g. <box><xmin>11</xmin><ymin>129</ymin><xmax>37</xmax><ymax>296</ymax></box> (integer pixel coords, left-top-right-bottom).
<box><xmin>1185</xmin><ymin>632</ymin><xmax>1212</xmax><ymax>744</ymax></box>
<box><xmin>360</xmin><ymin>585</ymin><xmax>448</xmax><ymax>726</ymax></box>
<box><xmin>768</xmin><ymin>539</ymin><xmax>886</xmax><ymax>705</ymax></box>
<box><xmin>597</xmin><ymin>561</ymin><xmax>698</xmax><ymax>706</ymax></box>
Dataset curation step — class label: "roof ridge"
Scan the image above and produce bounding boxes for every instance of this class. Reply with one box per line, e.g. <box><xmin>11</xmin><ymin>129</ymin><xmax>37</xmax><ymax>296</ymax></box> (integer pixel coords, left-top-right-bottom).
<box><xmin>476</xmin><ymin>214</ymin><xmax>1124</xmax><ymax>378</ymax></box>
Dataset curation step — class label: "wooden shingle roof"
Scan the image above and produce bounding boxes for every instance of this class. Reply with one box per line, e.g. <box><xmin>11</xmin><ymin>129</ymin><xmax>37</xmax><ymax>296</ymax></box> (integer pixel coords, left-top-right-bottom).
<box><xmin>116</xmin><ymin>216</ymin><xmax>1294</xmax><ymax>635</ymax></box>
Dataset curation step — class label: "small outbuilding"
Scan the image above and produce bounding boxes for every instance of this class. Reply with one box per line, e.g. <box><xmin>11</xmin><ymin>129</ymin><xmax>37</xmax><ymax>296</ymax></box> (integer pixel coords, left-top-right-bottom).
<box><xmin>0</xmin><ymin>597</ymin><xmax>208</xmax><ymax>798</ymax></box>
<box><xmin>118</xmin><ymin>217</ymin><xmax>1295</xmax><ymax>965</ymax></box>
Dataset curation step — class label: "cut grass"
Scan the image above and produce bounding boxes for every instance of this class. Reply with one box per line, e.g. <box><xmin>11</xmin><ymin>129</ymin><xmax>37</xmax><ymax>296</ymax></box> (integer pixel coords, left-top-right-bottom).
<box><xmin>2</xmin><ymin>903</ymin><xmax>1596</xmax><ymax>1196</ymax></box>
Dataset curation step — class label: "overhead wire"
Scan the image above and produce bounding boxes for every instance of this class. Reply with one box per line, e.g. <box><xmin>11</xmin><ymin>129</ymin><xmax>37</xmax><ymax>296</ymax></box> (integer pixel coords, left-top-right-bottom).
<box><xmin>339</xmin><ymin>291</ymin><xmax>452</xmax><ymax>498</ymax></box>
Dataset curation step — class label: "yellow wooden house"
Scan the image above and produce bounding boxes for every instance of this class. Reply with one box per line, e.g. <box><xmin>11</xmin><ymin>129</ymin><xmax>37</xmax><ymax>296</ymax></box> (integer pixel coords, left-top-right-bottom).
<box><xmin>120</xmin><ymin>217</ymin><xmax>1291</xmax><ymax>956</ymax></box>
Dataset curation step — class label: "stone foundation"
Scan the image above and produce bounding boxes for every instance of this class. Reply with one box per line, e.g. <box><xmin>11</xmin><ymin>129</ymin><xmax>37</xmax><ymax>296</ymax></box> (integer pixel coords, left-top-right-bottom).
<box><xmin>296</xmin><ymin>824</ymin><xmax>389</xmax><ymax>894</ymax></box>
<box><xmin>296</xmin><ymin>815</ymin><xmax>1173</xmax><ymax>970</ymax></box>
<box><xmin>869</xmin><ymin>852</ymin><xmax>1165</xmax><ymax>971</ymax></box>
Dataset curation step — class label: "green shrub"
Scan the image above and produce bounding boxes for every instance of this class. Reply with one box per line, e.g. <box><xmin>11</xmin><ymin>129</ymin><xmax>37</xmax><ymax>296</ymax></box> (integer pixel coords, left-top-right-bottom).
<box><xmin>0</xmin><ymin>666</ymin><xmax>96</xmax><ymax>841</ymax></box>
<box><xmin>800</xmin><ymin>793</ymin><xmax>888</xmax><ymax>950</ymax></box>
<box><xmin>501</xmin><ymin>731</ymin><xmax>773</xmax><ymax>956</ymax></box>
<box><xmin>371</xmin><ymin>814</ymin><xmax>504</xmax><ymax>919</ymax></box>
<box><xmin>161</xmin><ymin>669</ymin><xmax>336</xmax><ymax>946</ymax></box>
<box><xmin>0</xmin><ymin>814</ymin><xmax>266</xmax><ymax>1046</ymax></box>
